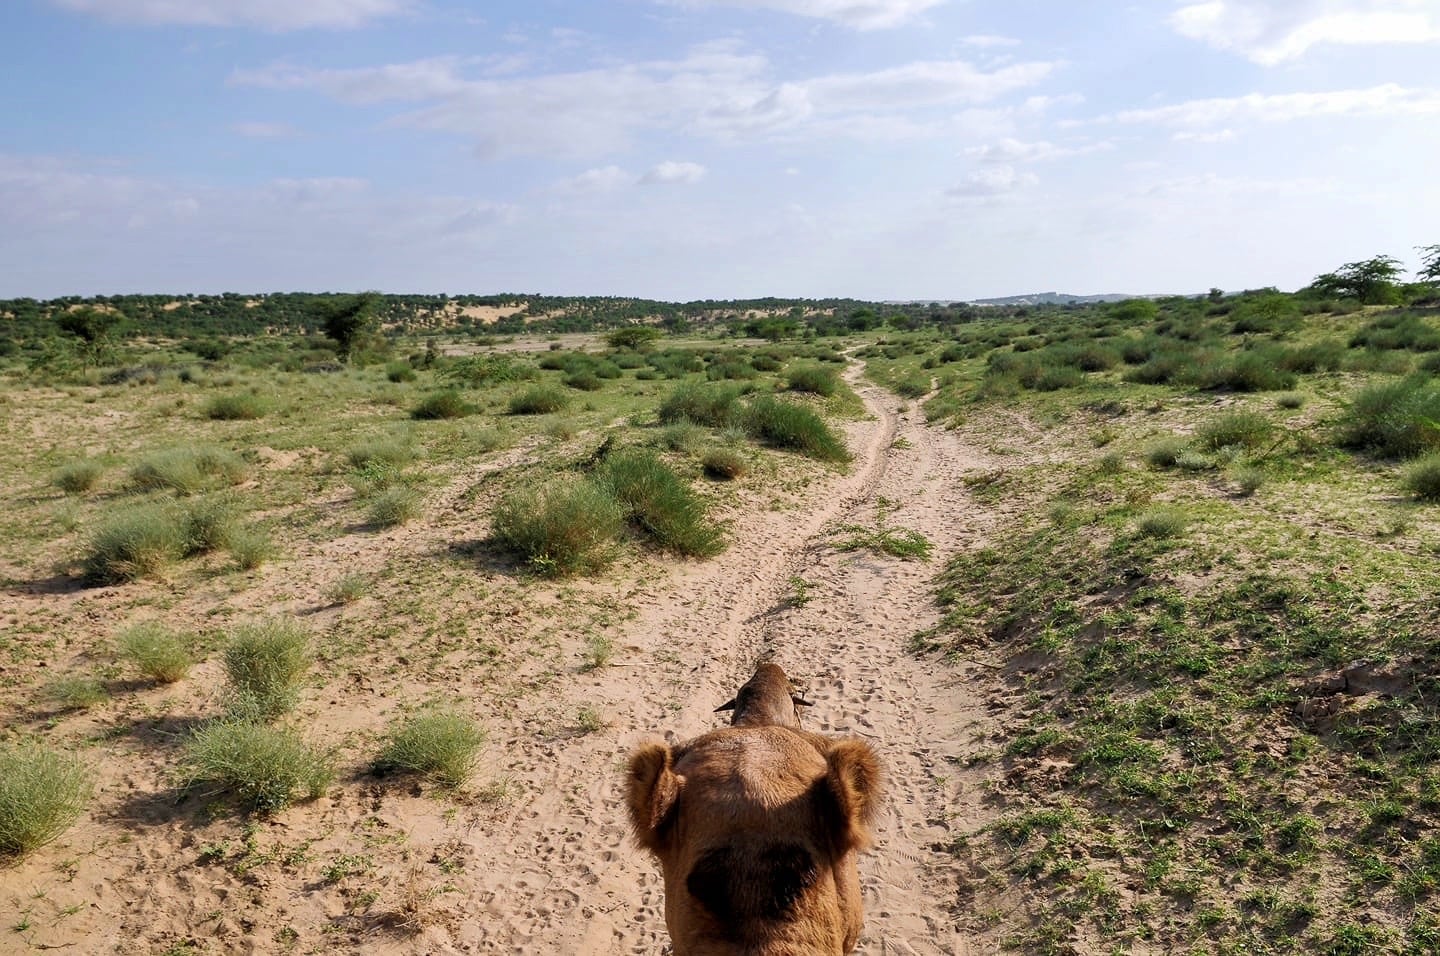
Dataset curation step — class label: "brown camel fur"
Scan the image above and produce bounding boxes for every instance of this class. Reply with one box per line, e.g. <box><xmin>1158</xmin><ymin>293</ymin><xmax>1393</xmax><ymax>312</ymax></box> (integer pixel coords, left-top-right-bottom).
<box><xmin>626</xmin><ymin>665</ymin><xmax>882</xmax><ymax>955</ymax></box>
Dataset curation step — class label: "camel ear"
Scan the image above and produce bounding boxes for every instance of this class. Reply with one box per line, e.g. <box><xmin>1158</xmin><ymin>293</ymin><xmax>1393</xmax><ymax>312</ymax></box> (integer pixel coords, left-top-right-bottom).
<box><xmin>714</xmin><ymin>698</ymin><xmax>737</xmax><ymax>713</ymax></box>
<box><xmin>792</xmin><ymin>694</ymin><xmax>814</xmax><ymax>709</ymax></box>
<box><xmin>626</xmin><ymin>742</ymin><xmax>682</xmax><ymax>853</ymax></box>
<box><xmin>818</xmin><ymin>738</ymin><xmax>882</xmax><ymax>853</ymax></box>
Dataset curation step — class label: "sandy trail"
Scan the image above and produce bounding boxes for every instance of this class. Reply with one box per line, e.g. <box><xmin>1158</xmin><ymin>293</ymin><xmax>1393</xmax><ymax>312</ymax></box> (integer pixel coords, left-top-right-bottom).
<box><xmin>467</xmin><ymin>364</ymin><xmax>1003</xmax><ymax>954</ymax></box>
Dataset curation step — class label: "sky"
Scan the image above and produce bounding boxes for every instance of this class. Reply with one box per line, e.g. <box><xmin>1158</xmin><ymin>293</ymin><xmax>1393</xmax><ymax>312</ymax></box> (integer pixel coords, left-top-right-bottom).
<box><xmin>2</xmin><ymin>0</ymin><xmax>1438</xmax><ymax>301</ymax></box>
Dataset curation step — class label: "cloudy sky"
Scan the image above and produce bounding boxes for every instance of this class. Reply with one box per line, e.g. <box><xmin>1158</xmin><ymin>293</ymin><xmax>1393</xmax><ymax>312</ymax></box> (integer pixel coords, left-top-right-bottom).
<box><xmin>2</xmin><ymin>0</ymin><xmax>1438</xmax><ymax>300</ymax></box>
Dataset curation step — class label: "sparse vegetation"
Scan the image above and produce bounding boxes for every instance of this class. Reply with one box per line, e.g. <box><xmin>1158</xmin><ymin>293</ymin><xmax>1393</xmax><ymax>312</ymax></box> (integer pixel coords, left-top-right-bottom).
<box><xmin>222</xmin><ymin>620</ymin><xmax>312</xmax><ymax>720</ymax></box>
<box><xmin>0</xmin><ymin>744</ymin><xmax>93</xmax><ymax>857</ymax></box>
<box><xmin>179</xmin><ymin>721</ymin><xmax>333</xmax><ymax>814</ymax></box>
<box><xmin>118</xmin><ymin>622</ymin><xmax>195</xmax><ymax>683</ymax></box>
<box><xmin>52</xmin><ymin>459</ymin><xmax>104</xmax><ymax>495</ymax></box>
<box><xmin>492</xmin><ymin>477</ymin><xmax>624</xmax><ymax>576</ymax></box>
<box><xmin>373</xmin><ymin>709</ymin><xmax>486</xmax><ymax>788</ymax></box>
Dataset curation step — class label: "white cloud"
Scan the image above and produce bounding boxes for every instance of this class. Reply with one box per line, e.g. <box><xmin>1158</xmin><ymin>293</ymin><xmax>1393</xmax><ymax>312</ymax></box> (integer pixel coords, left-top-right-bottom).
<box><xmin>947</xmin><ymin>164</ymin><xmax>1037</xmax><ymax>200</ymax></box>
<box><xmin>50</xmin><ymin>0</ymin><xmax>410</xmax><ymax>30</ymax></box>
<box><xmin>229</xmin><ymin>121</ymin><xmax>299</xmax><ymax>139</ymax></box>
<box><xmin>1170</xmin><ymin>0</ymin><xmax>1440</xmax><ymax>64</ymax></box>
<box><xmin>640</xmin><ymin>161</ymin><xmax>707</xmax><ymax>185</ymax></box>
<box><xmin>966</xmin><ymin>137</ymin><xmax>1111</xmax><ymax>163</ymax></box>
<box><xmin>555</xmin><ymin>166</ymin><xmax>634</xmax><ymax>194</ymax></box>
<box><xmin>657</xmin><ymin>0</ymin><xmax>948</xmax><ymax>30</ymax></box>
<box><xmin>1110</xmin><ymin>83</ymin><xmax>1440</xmax><ymax>127</ymax></box>
<box><xmin>1172</xmin><ymin>128</ymin><xmax>1237</xmax><ymax>142</ymax></box>
<box><xmin>231</xmin><ymin>45</ymin><xmax>1059</xmax><ymax>156</ymax></box>
<box><xmin>960</xmin><ymin>34</ymin><xmax>1021</xmax><ymax>47</ymax></box>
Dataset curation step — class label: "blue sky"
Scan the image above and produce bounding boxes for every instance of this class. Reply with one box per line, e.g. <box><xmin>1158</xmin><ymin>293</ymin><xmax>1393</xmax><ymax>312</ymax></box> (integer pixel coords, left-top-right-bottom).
<box><xmin>2</xmin><ymin>0</ymin><xmax>1438</xmax><ymax>300</ymax></box>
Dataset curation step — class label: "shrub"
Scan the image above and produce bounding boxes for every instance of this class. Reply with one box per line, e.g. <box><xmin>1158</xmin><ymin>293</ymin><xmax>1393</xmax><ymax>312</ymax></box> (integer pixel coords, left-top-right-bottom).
<box><xmin>1145</xmin><ymin>438</ymin><xmax>1187</xmax><ymax>470</ymax></box>
<box><xmin>1276</xmin><ymin>392</ymin><xmax>1307</xmax><ymax>409</ymax></box>
<box><xmin>118</xmin><ymin>622</ymin><xmax>195</xmax><ymax>683</ymax></box>
<box><xmin>373</xmin><ymin>709</ymin><xmax>486</xmax><ymax>788</ymax></box>
<box><xmin>181</xmin><ymin>495</ymin><xmax>238</xmax><ymax>554</ymax></box>
<box><xmin>707</xmin><ymin>360</ymin><xmax>757</xmax><ymax>381</ymax></box>
<box><xmin>702</xmin><ymin>447</ymin><xmax>748</xmax><ymax>480</ymax></box>
<box><xmin>492</xmin><ymin>478</ymin><xmax>624</xmax><ymax>576</ymax></box>
<box><xmin>347</xmin><ymin>438</ymin><xmax>415</xmax><ymax>470</ymax></box>
<box><xmin>1278</xmin><ymin>340</ymin><xmax>1345</xmax><ymax>373</ymax></box>
<box><xmin>368</xmin><ymin>486</ymin><xmax>422</xmax><ymax>527</ymax></box>
<box><xmin>179</xmin><ymin>721</ymin><xmax>333</xmax><ymax>815</ymax></box>
<box><xmin>84</xmin><ymin>501</ymin><xmax>189</xmax><ymax>583</ymax></box>
<box><xmin>508</xmin><ymin>385</ymin><xmax>570</xmax><ymax>415</ymax></box>
<box><xmin>53</xmin><ymin>459</ymin><xmax>103</xmax><ymax>495</ymax></box>
<box><xmin>44</xmin><ymin>675</ymin><xmax>108</xmax><ymax>711</ymax></box>
<box><xmin>228</xmin><ymin>526</ymin><xmax>276</xmax><ymax>570</ymax></box>
<box><xmin>895</xmin><ymin>376</ymin><xmax>931</xmax><ymax>399</ymax></box>
<box><xmin>785</xmin><ymin>364</ymin><xmax>839</xmax><ymax>396</ymax></box>
<box><xmin>223</xmin><ymin>620</ymin><xmax>312</xmax><ymax>720</ymax></box>
<box><xmin>1337</xmin><ymin>377</ymin><xmax>1440</xmax><ymax>458</ymax></box>
<box><xmin>658</xmin><ymin>422</ymin><xmax>707</xmax><ymax>454</ymax></box>
<box><xmin>744</xmin><ymin>396</ymin><xmax>850</xmax><ymax>463</ymax></box>
<box><xmin>443</xmin><ymin>355</ymin><xmax>534</xmax><ymax>387</ymax></box>
<box><xmin>1402</xmin><ymin>453</ymin><xmax>1440</xmax><ymax>502</ymax></box>
<box><xmin>1136</xmin><ymin>506</ymin><xmax>1187</xmax><ymax>538</ymax></box>
<box><xmin>412</xmin><ymin>389</ymin><xmax>474</xmax><ymax>420</ymax></box>
<box><xmin>0</xmin><ymin>744</ymin><xmax>92</xmax><ymax>857</ymax></box>
<box><xmin>1233</xmin><ymin>466</ymin><xmax>1265</xmax><ymax>496</ymax></box>
<box><xmin>385</xmin><ymin>361</ymin><xmax>417</xmax><ymax>383</ymax></box>
<box><xmin>203</xmin><ymin>392</ymin><xmax>268</xmax><ymax>420</ymax></box>
<box><xmin>1195</xmin><ymin>351</ymin><xmax>1297</xmax><ymax>392</ymax></box>
<box><xmin>658</xmin><ymin>383</ymin><xmax>744</xmax><ymax>428</ymax></box>
<box><xmin>599</xmin><ymin>450</ymin><xmax>725</xmax><ymax>557</ymax></box>
<box><xmin>130</xmin><ymin>446</ymin><xmax>248</xmax><ymax>494</ymax></box>
<box><xmin>1196</xmin><ymin>411</ymin><xmax>1274</xmax><ymax>451</ymax></box>
<box><xmin>564</xmin><ymin>370</ymin><xmax>603</xmax><ymax>391</ymax></box>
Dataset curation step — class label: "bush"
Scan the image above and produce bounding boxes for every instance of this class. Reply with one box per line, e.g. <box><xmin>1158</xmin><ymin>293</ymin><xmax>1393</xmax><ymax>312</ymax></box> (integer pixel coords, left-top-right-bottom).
<box><xmin>1337</xmin><ymin>377</ymin><xmax>1440</xmax><ymax>458</ymax></box>
<box><xmin>702</xmin><ymin>447</ymin><xmax>748</xmax><ymax>480</ymax></box>
<box><xmin>658</xmin><ymin>383</ymin><xmax>744</xmax><ymax>428</ymax></box>
<box><xmin>564</xmin><ymin>370</ymin><xmax>603</xmax><ymax>391</ymax></box>
<box><xmin>412</xmin><ymin>389</ymin><xmax>474</xmax><ymax>420</ymax></box>
<box><xmin>508</xmin><ymin>385</ymin><xmax>570</xmax><ymax>415</ymax></box>
<box><xmin>492</xmin><ymin>478</ymin><xmax>624</xmax><ymax>576</ymax></box>
<box><xmin>368</xmin><ymin>486</ymin><xmax>422</xmax><ymax>527</ymax></box>
<box><xmin>130</xmin><ymin>446</ymin><xmax>248</xmax><ymax>494</ymax></box>
<box><xmin>118</xmin><ymin>622</ymin><xmax>195</xmax><ymax>683</ymax></box>
<box><xmin>228</xmin><ymin>526</ymin><xmax>275</xmax><ymax>570</ymax></box>
<box><xmin>1136</xmin><ymin>506</ymin><xmax>1187</xmax><ymax>538</ymax></box>
<box><xmin>707</xmin><ymin>360</ymin><xmax>758</xmax><ymax>381</ymax></box>
<box><xmin>1276</xmin><ymin>392</ymin><xmax>1307</xmax><ymax>409</ymax></box>
<box><xmin>1194</xmin><ymin>351</ymin><xmax>1297</xmax><ymax>392</ymax></box>
<box><xmin>600</xmin><ymin>450</ymin><xmax>725</xmax><ymax>557</ymax></box>
<box><xmin>1145</xmin><ymin>438</ymin><xmax>1187</xmax><ymax>470</ymax></box>
<box><xmin>0</xmin><ymin>744</ymin><xmax>92</xmax><ymax>857</ymax></box>
<box><xmin>84</xmin><ymin>501</ymin><xmax>189</xmax><ymax>583</ymax></box>
<box><xmin>1233</xmin><ymin>466</ymin><xmax>1265</xmax><ymax>496</ymax></box>
<box><xmin>347</xmin><ymin>438</ymin><xmax>415</xmax><ymax>470</ymax></box>
<box><xmin>785</xmin><ymin>364</ymin><xmax>839</xmax><ymax>396</ymax></box>
<box><xmin>203</xmin><ymin>392</ymin><xmax>268</xmax><ymax>420</ymax></box>
<box><xmin>53</xmin><ymin>459</ymin><xmax>103</xmax><ymax>495</ymax></box>
<box><xmin>385</xmin><ymin>361</ymin><xmax>417</xmax><ymax>383</ymax></box>
<box><xmin>894</xmin><ymin>376</ymin><xmax>931</xmax><ymax>399</ymax></box>
<box><xmin>1196</xmin><ymin>411</ymin><xmax>1273</xmax><ymax>451</ymax></box>
<box><xmin>181</xmin><ymin>495</ymin><xmax>238</xmax><ymax>554</ymax></box>
<box><xmin>744</xmin><ymin>396</ymin><xmax>850</xmax><ymax>463</ymax></box>
<box><xmin>1402</xmin><ymin>453</ymin><xmax>1440</xmax><ymax>502</ymax></box>
<box><xmin>1278</xmin><ymin>340</ymin><xmax>1345</xmax><ymax>373</ymax></box>
<box><xmin>374</xmin><ymin>710</ymin><xmax>486</xmax><ymax>788</ymax></box>
<box><xmin>180</xmin><ymin>721</ymin><xmax>333</xmax><ymax>815</ymax></box>
<box><xmin>223</xmin><ymin>620</ymin><xmax>312</xmax><ymax>720</ymax></box>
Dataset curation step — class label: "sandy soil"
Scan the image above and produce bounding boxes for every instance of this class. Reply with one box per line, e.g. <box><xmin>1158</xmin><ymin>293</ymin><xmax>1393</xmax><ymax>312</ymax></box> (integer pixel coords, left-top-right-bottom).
<box><xmin>1</xmin><ymin>364</ymin><xmax>1009</xmax><ymax>954</ymax></box>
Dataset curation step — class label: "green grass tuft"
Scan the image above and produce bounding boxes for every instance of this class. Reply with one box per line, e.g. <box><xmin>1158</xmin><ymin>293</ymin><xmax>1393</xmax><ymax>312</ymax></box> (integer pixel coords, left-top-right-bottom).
<box><xmin>492</xmin><ymin>477</ymin><xmax>624</xmax><ymax>576</ymax></box>
<box><xmin>1402</xmin><ymin>452</ymin><xmax>1440</xmax><ymax>502</ymax></box>
<box><xmin>223</xmin><ymin>620</ymin><xmax>312</xmax><ymax>720</ymax></box>
<box><xmin>1195</xmin><ymin>410</ymin><xmax>1274</xmax><ymax>451</ymax></box>
<box><xmin>411</xmin><ymin>389</ymin><xmax>474</xmax><ymax>420</ymax></box>
<box><xmin>658</xmin><ymin>382</ymin><xmax>745</xmax><ymax>428</ymax></box>
<box><xmin>701</xmin><ymin>447</ymin><xmax>748</xmax><ymax>480</ymax></box>
<box><xmin>129</xmin><ymin>446</ymin><xmax>248</xmax><ymax>494</ymax></box>
<box><xmin>53</xmin><ymin>459</ymin><xmax>104</xmax><ymax>495</ymax></box>
<box><xmin>118</xmin><ymin>622</ymin><xmax>196</xmax><ymax>683</ymax></box>
<box><xmin>599</xmin><ymin>449</ymin><xmax>725</xmax><ymax>557</ymax></box>
<box><xmin>180</xmin><ymin>721</ymin><xmax>333</xmax><ymax>815</ymax></box>
<box><xmin>785</xmin><ymin>363</ymin><xmax>839</xmax><ymax>396</ymax></box>
<box><xmin>744</xmin><ymin>395</ymin><xmax>850</xmax><ymax>463</ymax></box>
<box><xmin>508</xmin><ymin>385</ymin><xmax>570</xmax><ymax>415</ymax></box>
<box><xmin>0</xmin><ymin>744</ymin><xmax>93</xmax><ymax>857</ymax></box>
<box><xmin>1337</xmin><ymin>376</ymin><xmax>1440</xmax><ymax>459</ymax></box>
<box><xmin>203</xmin><ymin>392</ymin><xmax>268</xmax><ymax>420</ymax></box>
<box><xmin>367</xmin><ymin>486</ymin><xmax>423</xmax><ymax>527</ymax></box>
<box><xmin>373</xmin><ymin>709</ymin><xmax>486</xmax><ymax>788</ymax></box>
<box><xmin>84</xmin><ymin>501</ymin><xmax>190</xmax><ymax>583</ymax></box>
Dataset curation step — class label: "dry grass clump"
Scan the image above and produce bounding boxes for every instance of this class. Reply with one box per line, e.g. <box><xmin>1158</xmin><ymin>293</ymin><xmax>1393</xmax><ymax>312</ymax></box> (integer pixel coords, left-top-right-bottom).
<box><xmin>203</xmin><ymin>392</ymin><xmax>268</xmax><ymax>420</ymax></box>
<box><xmin>44</xmin><ymin>675</ymin><xmax>109</xmax><ymax>711</ymax></box>
<box><xmin>492</xmin><ymin>477</ymin><xmax>623</xmax><ymax>576</ymax></box>
<box><xmin>373</xmin><ymin>709</ymin><xmax>486</xmax><ymax>788</ymax></box>
<box><xmin>118</xmin><ymin>622</ymin><xmax>196</xmax><ymax>683</ymax></box>
<box><xmin>83</xmin><ymin>501</ymin><xmax>191</xmax><ymax>583</ymax></box>
<box><xmin>702</xmin><ymin>447</ymin><xmax>748</xmax><ymax>480</ymax></box>
<box><xmin>129</xmin><ymin>446</ymin><xmax>248</xmax><ymax>494</ymax></box>
<box><xmin>223</xmin><ymin>620</ymin><xmax>312</xmax><ymax>720</ymax></box>
<box><xmin>52</xmin><ymin>459</ymin><xmax>104</xmax><ymax>495</ymax></box>
<box><xmin>1402</xmin><ymin>453</ymin><xmax>1440</xmax><ymax>502</ymax></box>
<box><xmin>368</xmin><ymin>485</ymin><xmax>423</xmax><ymax>527</ymax></box>
<box><xmin>0</xmin><ymin>743</ymin><xmax>93</xmax><ymax>858</ymax></box>
<box><xmin>179</xmin><ymin>721</ymin><xmax>333</xmax><ymax>814</ymax></box>
<box><xmin>1135</xmin><ymin>506</ymin><xmax>1188</xmax><ymax>538</ymax></box>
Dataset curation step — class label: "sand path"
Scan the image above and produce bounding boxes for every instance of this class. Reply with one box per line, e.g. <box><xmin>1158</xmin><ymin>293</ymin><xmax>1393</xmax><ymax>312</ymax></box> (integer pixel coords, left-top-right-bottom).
<box><xmin>464</xmin><ymin>363</ymin><xmax>1003</xmax><ymax>954</ymax></box>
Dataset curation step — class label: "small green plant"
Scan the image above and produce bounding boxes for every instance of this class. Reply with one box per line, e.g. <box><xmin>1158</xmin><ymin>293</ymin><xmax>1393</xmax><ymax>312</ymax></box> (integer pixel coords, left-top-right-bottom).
<box><xmin>129</xmin><ymin>446</ymin><xmax>248</xmax><ymax>494</ymax></box>
<box><xmin>492</xmin><ymin>477</ymin><xmax>624</xmax><ymax>576</ymax></box>
<box><xmin>576</xmin><ymin>707</ymin><xmax>606</xmax><ymax>734</ymax></box>
<box><xmin>52</xmin><ymin>460</ymin><xmax>104</xmax><ymax>495</ymax></box>
<box><xmin>599</xmin><ymin>450</ymin><xmax>725</xmax><ymax>557</ymax></box>
<box><xmin>411</xmin><ymin>389</ymin><xmax>474</xmax><ymax>420</ymax></box>
<box><xmin>181</xmin><ymin>495</ymin><xmax>238</xmax><ymax>554</ymax></box>
<box><xmin>368</xmin><ymin>486</ymin><xmax>422</xmax><ymax>528</ymax></box>
<box><xmin>785</xmin><ymin>575</ymin><xmax>812</xmax><ymax>608</ymax></box>
<box><xmin>1402</xmin><ymin>452</ymin><xmax>1440</xmax><ymax>502</ymax></box>
<box><xmin>1135</xmin><ymin>506</ymin><xmax>1187</xmax><ymax>539</ymax></box>
<box><xmin>1145</xmin><ymin>438</ymin><xmax>1187</xmax><ymax>470</ymax></box>
<box><xmin>223</xmin><ymin>620</ymin><xmax>312</xmax><ymax>720</ymax></box>
<box><xmin>582</xmin><ymin>633</ymin><xmax>614</xmax><ymax>671</ymax></box>
<box><xmin>328</xmin><ymin>574</ymin><xmax>370</xmax><ymax>604</ymax></box>
<box><xmin>179</xmin><ymin>720</ymin><xmax>333</xmax><ymax>814</ymax></box>
<box><xmin>203</xmin><ymin>392</ymin><xmax>268</xmax><ymax>420</ymax></box>
<box><xmin>0</xmin><ymin>743</ymin><xmax>93</xmax><ymax>857</ymax></box>
<box><xmin>228</xmin><ymin>526</ymin><xmax>275</xmax><ymax>570</ymax></box>
<box><xmin>831</xmin><ymin>511</ymin><xmax>933</xmax><ymax>560</ymax></box>
<box><xmin>508</xmin><ymin>385</ymin><xmax>570</xmax><ymax>415</ymax></box>
<box><xmin>84</xmin><ymin>501</ymin><xmax>189</xmax><ymax>583</ymax></box>
<box><xmin>1232</xmin><ymin>466</ymin><xmax>1266</xmax><ymax>497</ymax></box>
<box><xmin>118</xmin><ymin>622</ymin><xmax>195</xmax><ymax>683</ymax></box>
<box><xmin>44</xmin><ymin>675</ymin><xmax>108</xmax><ymax>711</ymax></box>
<box><xmin>1195</xmin><ymin>410</ymin><xmax>1273</xmax><ymax>451</ymax></box>
<box><xmin>373</xmin><ymin>709</ymin><xmax>486</xmax><ymax>788</ymax></box>
<box><xmin>744</xmin><ymin>396</ymin><xmax>850</xmax><ymax>463</ymax></box>
<box><xmin>347</xmin><ymin>438</ymin><xmax>415</xmax><ymax>470</ymax></box>
<box><xmin>701</xmin><ymin>447</ymin><xmax>747</xmax><ymax>480</ymax></box>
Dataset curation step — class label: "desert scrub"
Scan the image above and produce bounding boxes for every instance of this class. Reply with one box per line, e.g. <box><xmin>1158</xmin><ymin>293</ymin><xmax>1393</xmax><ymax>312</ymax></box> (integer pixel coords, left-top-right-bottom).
<box><xmin>118</xmin><ymin>622</ymin><xmax>195</xmax><ymax>683</ymax></box>
<box><xmin>599</xmin><ymin>449</ymin><xmax>725</xmax><ymax>557</ymax></box>
<box><xmin>744</xmin><ymin>396</ymin><xmax>850</xmax><ymax>463</ymax></box>
<box><xmin>228</xmin><ymin>525</ymin><xmax>276</xmax><ymax>570</ymax></box>
<box><xmin>1337</xmin><ymin>377</ymin><xmax>1440</xmax><ymax>458</ymax></box>
<box><xmin>181</xmin><ymin>494</ymin><xmax>239</xmax><ymax>554</ymax></box>
<box><xmin>1145</xmin><ymin>437</ymin><xmax>1188</xmax><ymax>470</ymax></box>
<box><xmin>658</xmin><ymin>382</ymin><xmax>744</xmax><ymax>428</ymax></box>
<box><xmin>508</xmin><ymin>385</ymin><xmax>570</xmax><ymax>415</ymax></box>
<box><xmin>411</xmin><ymin>389</ymin><xmax>474</xmax><ymax>420</ymax></box>
<box><xmin>328</xmin><ymin>574</ymin><xmax>370</xmax><ymax>604</ymax></box>
<box><xmin>44</xmin><ymin>675</ymin><xmax>108</xmax><ymax>711</ymax></box>
<box><xmin>179</xmin><ymin>721</ymin><xmax>333</xmax><ymax>814</ymax></box>
<box><xmin>785</xmin><ymin>363</ymin><xmax>839</xmax><ymax>397</ymax></box>
<box><xmin>1135</xmin><ymin>506</ymin><xmax>1188</xmax><ymax>538</ymax></box>
<box><xmin>1195</xmin><ymin>410</ymin><xmax>1273</xmax><ymax>451</ymax></box>
<box><xmin>368</xmin><ymin>485</ymin><xmax>422</xmax><ymax>527</ymax></box>
<box><xmin>129</xmin><ymin>445</ymin><xmax>248</xmax><ymax>494</ymax></box>
<box><xmin>1232</xmin><ymin>466</ymin><xmax>1266</xmax><ymax>497</ymax></box>
<box><xmin>203</xmin><ymin>391</ymin><xmax>268</xmax><ymax>420</ymax></box>
<box><xmin>701</xmin><ymin>447</ymin><xmax>748</xmax><ymax>480</ymax></box>
<box><xmin>1402</xmin><ymin>453</ymin><xmax>1440</xmax><ymax>502</ymax></box>
<box><xmin>385</xmin><ymin>360</ymin><xmax>417</xmax><ymax>383</ymax></box>
<box><xmin>894</xmin><ymin>376</ymin><xmax>931</xmax><ymax>399</ymax></box>
<box><xmin>831</xmin><ymin>520</ymin><xmax>932</xmax><ymax>560</ymax></box>
<box><xmin>347</xmin><ymin>437</ymin><xmax>416</xmax><ymax>470</ymax></box>
<box><xmin>52</xmin><ymin>459</ymin><xmax>104</xmax><ymax>495</ymax></box>
<box><xmin>0</xmin><ymin>743</ymin><xmax>93</xmax><ymax>857</ymax></box>
<box><xmin>84</xmin><ymin>501</ymin><xmax>189</xmax><ymax>582</ymax></box>
<box><xmin>492</xmin><ymin>477</ymin><xmax>624</xmax><ymax>576</ymax></box>
<box><xmin>223</xmin><ymin>620</ymin><xmax>312</xmax><ymax>720</ymax></box>
<box><xmin>373</xmin><ymin>709</ymin><xmax>486</xmax><ymax>788</ymax></box>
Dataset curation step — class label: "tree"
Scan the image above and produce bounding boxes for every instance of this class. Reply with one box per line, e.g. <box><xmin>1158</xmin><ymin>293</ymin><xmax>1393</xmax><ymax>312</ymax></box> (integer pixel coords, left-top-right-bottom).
<box><xmin>604</xmin><ymin>326</ymin><xmax>662</xmax><ymax>351</ymax></box>
<box><xmin>317</xmin><ymin>292</ymin><xmax>381</xmax><ymax>362</ymax></box>
<box><xmin>1308</xmin><ymin>255</ymin><xmax>1404</xmax><ymax>305</ymax></box>
<box><xmin>1418</xmin><ymin>245</ymin><xmax>1440</xmax><ymax>285</ymax></box>
<box><xmin>55</xmin><ymin>307</ymin><xmax>121</xmax><ymax>369</ymax></box>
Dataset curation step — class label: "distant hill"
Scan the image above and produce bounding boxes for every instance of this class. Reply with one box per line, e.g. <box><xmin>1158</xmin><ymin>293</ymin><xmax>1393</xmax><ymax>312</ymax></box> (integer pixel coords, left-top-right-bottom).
<box><xmin>968</xmin><ymin>291</ymin><xmax>1142</xmax><ymax>307</ymax></box>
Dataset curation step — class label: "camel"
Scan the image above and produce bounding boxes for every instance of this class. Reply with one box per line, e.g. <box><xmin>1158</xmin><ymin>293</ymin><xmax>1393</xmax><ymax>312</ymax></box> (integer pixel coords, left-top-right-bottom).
<box><xmin>626</xmin><ymin>664</ymin><xmax>882</xmax><ymax>954</ymax></box>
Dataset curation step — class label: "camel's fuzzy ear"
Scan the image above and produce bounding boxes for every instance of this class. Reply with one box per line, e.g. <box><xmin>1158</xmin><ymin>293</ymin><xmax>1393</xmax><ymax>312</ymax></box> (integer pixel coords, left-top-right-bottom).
<box><xmin>626</xmin><ymin>742</ymin><xmax>682</xmax><ymax>853</ymax></box>
<box><xmin>817</xmin><ymin>738</ymin><xmax>882</xmax><ymax>853</ymax></box>
<box><xmin>714</xmin><ymin>698</ymin><xmax>737</xmax><ymax>713</ymax></box>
